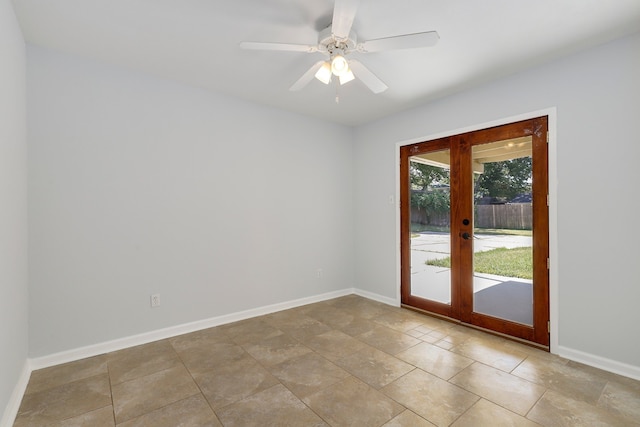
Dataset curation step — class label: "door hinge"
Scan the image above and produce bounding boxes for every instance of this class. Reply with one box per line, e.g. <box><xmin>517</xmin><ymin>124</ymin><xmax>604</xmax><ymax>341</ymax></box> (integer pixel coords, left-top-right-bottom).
<box><xmin>547</xmin><ymin>320</ymin><xmax>550</xmax><ymax>333</ymax></box>
<box><xmin>547</xmin><ymin>194</ymin><xmax>550</xmax><ymax>206</ymax></box>
<box><xmin>546</xmin><ymin>132</ymin><xmax>549</xmax><ymax>144</ymax></box>
<box><xmin>547</xmin><ymin>258</ymin><xmax>550</xmax><ymax>269</ymax></box>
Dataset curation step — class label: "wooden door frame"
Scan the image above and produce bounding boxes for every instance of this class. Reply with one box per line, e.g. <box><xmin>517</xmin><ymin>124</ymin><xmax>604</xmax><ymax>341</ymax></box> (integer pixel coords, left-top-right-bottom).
<box><xmin>400</xmin><ymin>137</ymin><xmax>456</xmax><ymax>318</ymax></box>
<box><xmin>399</xmin><ymin>116</ymin><xmax>550</xmax><ymax>347</ymax></box>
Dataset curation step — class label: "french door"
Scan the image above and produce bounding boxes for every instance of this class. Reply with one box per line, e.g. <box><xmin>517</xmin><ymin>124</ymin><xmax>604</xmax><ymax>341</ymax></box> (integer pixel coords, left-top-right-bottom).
<box><xmin>400</xmin><ymin>117</ymin><xmax>549</xmax><ymax>346</ymax></box>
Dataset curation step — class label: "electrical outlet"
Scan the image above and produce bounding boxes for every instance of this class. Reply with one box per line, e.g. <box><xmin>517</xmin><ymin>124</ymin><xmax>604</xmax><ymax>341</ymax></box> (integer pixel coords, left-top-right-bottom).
<box><xmin>150</xmin><ymin>294</ymin><xmax>160</xmax><ymax>308</ymax></box>
<box><xmin>316</xmin><ymin>268</ymin><xmax>323</xmax><ymax>279</ymax></box>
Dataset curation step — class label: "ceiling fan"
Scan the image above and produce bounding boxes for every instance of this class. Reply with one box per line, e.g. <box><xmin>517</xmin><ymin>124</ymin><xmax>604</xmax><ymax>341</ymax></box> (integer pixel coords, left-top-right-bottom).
<box><xmin>239</xmin><ymin>0</ymin><xmax>439</xmax><ymax>94</ymax></box>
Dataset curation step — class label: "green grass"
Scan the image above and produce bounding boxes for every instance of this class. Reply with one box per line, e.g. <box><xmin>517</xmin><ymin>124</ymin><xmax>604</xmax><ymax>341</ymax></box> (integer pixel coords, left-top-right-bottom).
<box><xmin>474</xmin><ymin>228</ymin><xmax>532</xmax><ymax>237</ymax></box>
<box><xmin>426</xmin><ymin>246</ymin><xmax>533</xmax><ymax>279</ymax></box>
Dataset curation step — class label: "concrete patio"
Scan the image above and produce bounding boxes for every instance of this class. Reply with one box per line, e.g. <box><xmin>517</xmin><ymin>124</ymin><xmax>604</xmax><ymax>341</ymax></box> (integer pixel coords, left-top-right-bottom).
<box><xmin>410</xmin><ymin>231</ymin><xmax>533</xmax><ymax>325</ymax></box>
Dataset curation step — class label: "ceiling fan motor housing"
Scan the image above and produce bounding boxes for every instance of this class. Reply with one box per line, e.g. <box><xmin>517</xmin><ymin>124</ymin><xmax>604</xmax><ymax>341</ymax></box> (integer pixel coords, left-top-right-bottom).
<box><xmin>318</xmin><ymin>25</ymin><xmax>357</xmax><ymax>55</ymax></box>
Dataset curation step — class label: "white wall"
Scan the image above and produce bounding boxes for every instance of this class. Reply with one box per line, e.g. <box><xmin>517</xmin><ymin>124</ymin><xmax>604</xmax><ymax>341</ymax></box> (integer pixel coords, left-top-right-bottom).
<box><xmin>27</xmin><ymin>46</ymin><xmax>355</xmax><ymax>357</ymax></box>
<box><xmin>354</xmin><ymin>33</ymin><xmax>640</xmax><ymax>374</ymax></box>
<box><xmin>0</xmin><ymin>0</ymin><xmax>29</xmax><ymax>422</ymax></box>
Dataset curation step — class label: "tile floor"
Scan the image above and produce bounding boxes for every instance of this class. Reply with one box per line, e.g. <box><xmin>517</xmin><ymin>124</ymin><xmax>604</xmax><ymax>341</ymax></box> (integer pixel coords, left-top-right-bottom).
<box><xmin>13</xmin><ymin>295</ymin><xmax>640</xmax><ymax>426</ymax></box>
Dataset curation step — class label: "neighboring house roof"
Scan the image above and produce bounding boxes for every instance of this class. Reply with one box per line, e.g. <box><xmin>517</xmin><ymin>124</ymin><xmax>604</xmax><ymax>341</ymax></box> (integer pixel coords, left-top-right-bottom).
<box><xmin>509</xmin><ymin>193</ymin><xmax>532</xmax><ymax>203</ymax></box>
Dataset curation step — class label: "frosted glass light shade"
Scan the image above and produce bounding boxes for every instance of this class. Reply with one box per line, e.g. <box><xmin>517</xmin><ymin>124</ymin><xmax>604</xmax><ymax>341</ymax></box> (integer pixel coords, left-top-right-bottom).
<box><xmin>316</xmin><ymin>62</ymin><xmax>331</xmax><ymax>85</ymax></box>
<box><xmin>314</xmin><ymin>62</ymin><xmax>332</xmax><ymax>84</ymax></box>
<box><xmin>339</xmin><ymin>68</ymin><xmax>355</xmax><ymax>85</ymax></box>
<box><xmin>331</xmin><ymin>55</ymin><xmax>349</xmax><ymax>76</ymax></box>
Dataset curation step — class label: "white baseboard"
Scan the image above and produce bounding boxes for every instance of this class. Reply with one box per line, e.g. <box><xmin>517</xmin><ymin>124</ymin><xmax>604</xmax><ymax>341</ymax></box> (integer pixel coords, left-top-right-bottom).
<box><xmin>558</xmin><ymin>345</ymin><xmax>640</xmax><ymax>381</ymax></box>
<box><xmin>353</xmin><ymin>288</ymin><xmax>399</xmax><ymax>307</ymax></box>
<box><xmin>29</xmin><ymin>288</ymin><xmax>355</xmax><ymax>370</ymax></box>
<box><xmin>0</xmin><ymin>360</ymin><xmax>30</xmax><ymax>427</ymax></box>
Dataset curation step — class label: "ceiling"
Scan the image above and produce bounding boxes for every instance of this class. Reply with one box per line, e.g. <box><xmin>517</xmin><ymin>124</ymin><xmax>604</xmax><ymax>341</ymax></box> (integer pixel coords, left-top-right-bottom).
<box><xmin>12</xmin><ymin>0</ymin><xmax>640</xmax><ymax>126</ymax></box>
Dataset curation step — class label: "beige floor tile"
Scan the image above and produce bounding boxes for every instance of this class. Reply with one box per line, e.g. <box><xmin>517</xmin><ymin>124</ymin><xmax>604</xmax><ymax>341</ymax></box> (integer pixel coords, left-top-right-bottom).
<box><xmin>434</xmin><ymin>339</ymin><xmax>456</xmax><ymax>350</ymax></box>
<box><xmin>383</xmin><ymin>410</ymin><xmax>436</xmax><ymax>426</ymax></box>
<box><xmin>242</xmin><ymin>332</ymin><xmax>312</xmax><ymax>366</ymax></box>
<box><xmin>17</xmin><ymin>295</ymin><xmax>639</xmax><ymax>427</ymax></box>
<box><xmin>352</xmin><ymin>304</ymin><xmax>396</xmax><ymax>320</ymax></box>
<box><xmin>262</xmin><ymin>308</ymin><xmax>302</xmax><ymax>323</ymax></box>
<box><xmin>325</xmin><ymin>294</ymin><xmax>363</xmax><ymax>308</ymax></box>
<box><xmin>450</xmin><ymin>336</ymin><xmax>529</xmax><ymax>372</ymax></box>
<box><xmin>405</xmin><ymin>329</ymin><xmax>427</xmax><ymax>339</ymax></box>
<box><xmin>262</xmin><ymin>307</ymin><xmax>308</xmax><ymax>324</ymax></box>
<box><xmin>396</xmin><ymin>342</ymin><xmax>473</xmax><ymax>380</ymax></box>
<box><xmin>329</xmin><ymin>295</ymin><xmax>390</xmax><ymax>319</ymax></box>
<box><xmin>111</xmin><ymin>364</ymin><xmax>200</xmax><ymax>424</ymax></box>
<box><xmin>502</xmin><ymin>338</ymin><xmax>559</xmax><ymax>360</ymax></box>
<box><xmin>418</xmin><ymin>334</ymin><xmax>442</xmax><ymax>344</ymax></box>
<box><xmin>269</xmin><ymin>352</ymin><xmax>350</xmax><ymax>398</ymax></box>
<box><xmin>217</xmin><ymin>384</ymin><xmax>328</xmax><ymax>427</ymax></box>
<box><xmin>410</xmin><ymin>315</ymin><xmax>457</xmax><ymax>333</ymax></box>
<box><xmin>193</xmin><ymin>355</ymin><xmax>279</xmax><ymax>410</ymax></box>
<box><xmin>15</xmin><ymin>374</ymin><xmax>111</xmax><ymax>426</ymax></box>
<box><xmin>304</xmin><ymin>305</ymin><xmax>356</xmax><ymax>327</ymax></box>
<box><xmin>305</xmin><ymin>304</ymin><xmax>379</xmax><ymax>336</ymax></box>
<box><xmin>24</xmin><ymin>355</ymin><xmax>108</xmax><ymax>395</ymax></box>
<box><xmin>169</xmin><ymin>325</ymin><xmax>232</xmax><ymax>351</ymax></box>
<box><xmin>527</xmin><ymin>389</ymin><xmax>639</xmax><ymax>426</ymax></box>
<box><xmin>597</xmin><ymin>380</ymin><xmax>640</xmax><ymax>422</ymax></box>
<box><xmin>296</xmin><ymin>299</ymin><xmax>334</xmax><ymax>313</ymax></box>
<box><xmin>304</xmin><ymin>376</ymin><xmax>404</xmax><ymax>427</ymax></box>
<box><xmin>107</xmin><ymin>340</ymin><xmax>181</xmax><ymax>385</ymax></box>
<box><xmin>52</xmin><ymin>405</ymin><xmax>115</xmax><ymax>427</ymax></box>
<box><xmin>381</xmin><ymin>368</ymin><xmax>478</xmax><ymax>427</ymax></box>
<box><xmin>305</xmin><ymin>330</ymin><xmax>368</xmax><ymax>361</ymax></box>
<box><xmin>335</xmin><ymin>346</ymin><xmax>415</xmax><ymax>389</ymax></box>
<box><xmin>220</xmin><ymin>318</ymin><xmax>283</xmax><ymax>346</ymax></box>
<box><xmin>425</xmin><ymin>330</ymin><xmax>448</xmax><ymax>340</ymax></box>
<box><xmin>511</xmin><ymin>355</ymin><xmax>608</xmax><ymax>404</ymax></box>
<box><xmin>357</xmin><ymin>325</ymin><xmax>421</xmax><ymax>355</ymax></box>
<box><xmin>265</xmin><ymin>313</ymin><xmax>333</xmax><ymax>341</ymax></box>
<box><xmin>450</xmin><ymin>362</ymin><xmax>546</xmax><ymax>415</ymax></box>
<box><xmin>567</xmin><ymin>359</ymin><xmax>640</xmax><ymax>392</ymax></box>
<box><xmin>440</xmin><ymin>326</ymin><xmax>477</xmax><ymax>346</ymax></box>
<box><xmin>174</xmin><ymin>340</ymin><xmax>248</xmax><ymax>376</ymax></box>
<box><xmin>335</xmin><ymin>315</ymin><xmax>379</xmax><ymax>337</ymax></box>
<box><xmin>117</xmin><ymin>394</ymin><xmax>221</xmax><ymax>427</ymax></box>
<box><xmin>408</xmin><ymin>324</ymin><xmax>435</xmax><ymax>335</ymax></box>
<box><xmin>373</xmin><ymin>311</ymin><xmax>425</xmax><ymax>332</ymax></box>
<box><xmin>451</xmin><ymin>399</ymin><xmax>540</xmax><ymax>427</ymax></box>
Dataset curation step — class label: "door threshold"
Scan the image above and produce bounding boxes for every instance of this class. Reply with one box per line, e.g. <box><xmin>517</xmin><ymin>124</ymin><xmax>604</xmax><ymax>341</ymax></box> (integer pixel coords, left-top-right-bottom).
<box><xmin>401</xmin><ymin>304</ymin><xmax>549</xmax><ymax>352</ymax></box>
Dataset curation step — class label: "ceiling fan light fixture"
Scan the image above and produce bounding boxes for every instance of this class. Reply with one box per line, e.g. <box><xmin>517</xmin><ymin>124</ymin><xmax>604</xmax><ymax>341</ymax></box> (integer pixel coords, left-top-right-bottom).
<box><xmin>314</xmin><ymin>61</ymin><xmax>332</xmax><ymax>84</ymax></box>
<box><xmin>339</xmin><ymin>68</ymin><xmax>355</xmax><ymax>85</ymax></box>
<box><xmin>331</xmin><ymin>53</ymin><xmax>349</xmax><ymax>76</ymax></box>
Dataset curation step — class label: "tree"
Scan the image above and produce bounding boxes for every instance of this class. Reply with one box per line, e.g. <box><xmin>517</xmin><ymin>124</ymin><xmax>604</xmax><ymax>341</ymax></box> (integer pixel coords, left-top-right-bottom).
<box><xmin>474</xmin><ymin>157</ymin><xmax>531</xmax><ymax>201</ymax></box>
<box><xmin>410</xmin><ymin>162</ymin><xmax>451</xmax><ymax>225</ymax></box>
<box><xmin>410</xmin><ymin>162</ymin><xmax>449</xmax><ymax>190</ymax></box>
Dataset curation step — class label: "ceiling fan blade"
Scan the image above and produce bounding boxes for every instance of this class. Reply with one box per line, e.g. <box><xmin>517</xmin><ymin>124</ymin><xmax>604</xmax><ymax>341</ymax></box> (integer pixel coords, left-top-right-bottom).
<box><xmin>332</xmin><ymin>0</ymin><xmax>360</xmax><ymax>39</ymax></box>
<box><xmin>357</xmin><ymin>31</ymin><xmax>439</xmax><ymax>53</ymax></box>
<box><xmin>349</xmin><ymin>60</ymin><xmax>388</xmax><ymax>94</ymax></box>
<box><xmin>289</xmin><ymin>61</ymin><xmax>326</xmax><ymax>91</ymax></box>
<box><xmin>240</xmin><ymin>41</ymin><xmax>318</xmax><ymax>53</ymax></box>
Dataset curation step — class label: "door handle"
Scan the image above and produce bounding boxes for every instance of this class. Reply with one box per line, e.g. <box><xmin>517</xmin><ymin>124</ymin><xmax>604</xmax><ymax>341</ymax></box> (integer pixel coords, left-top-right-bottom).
<box><xmin>461</xmin><ymin>232</ymin><xmax>472</xmax><ymax>240</ymax></box>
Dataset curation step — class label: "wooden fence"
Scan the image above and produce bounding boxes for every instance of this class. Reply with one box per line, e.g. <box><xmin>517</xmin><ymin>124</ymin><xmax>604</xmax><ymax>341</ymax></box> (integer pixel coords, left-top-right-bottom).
<box><xmin>411</xmin><ymin>203</ymin><xmax>532</xmax><ymax>230</ymax></box>
<box><xmin>475</xmin><ymin>204</ymin><xmax>532</xmax><ymax>230</ymax></box>
<box><xmin>410</xmin><ymin>208</ymin><xmax>450</xmax><ymax>227</ymax></box>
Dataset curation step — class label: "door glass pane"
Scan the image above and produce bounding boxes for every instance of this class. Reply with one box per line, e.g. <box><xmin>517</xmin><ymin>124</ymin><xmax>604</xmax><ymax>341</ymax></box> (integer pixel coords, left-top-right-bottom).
<box><xmin>409</xmin><ymin>150</ymin><xmax>451</xmax><ymax>304</ymax></box>
<box><xmin>472</xmin><ymin>137</ymin><xmax>533</xmax><ymax>325</ymax></box>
